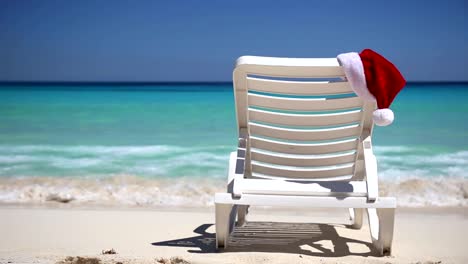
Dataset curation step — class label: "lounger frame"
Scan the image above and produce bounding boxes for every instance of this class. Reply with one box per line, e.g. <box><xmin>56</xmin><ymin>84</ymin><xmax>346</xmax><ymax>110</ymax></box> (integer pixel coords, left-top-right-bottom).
<box><xmin>215</xmin><ymin>56</ymin><xmax>396</xmax><ymax>256</ymax></box>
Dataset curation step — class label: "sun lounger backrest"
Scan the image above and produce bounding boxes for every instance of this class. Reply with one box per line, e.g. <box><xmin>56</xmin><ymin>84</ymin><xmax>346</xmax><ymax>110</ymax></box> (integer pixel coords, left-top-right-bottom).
<box><xmin>233</xmin><ymin>56</ymin><xmax>375</xmax><ymax>181</ymax></box>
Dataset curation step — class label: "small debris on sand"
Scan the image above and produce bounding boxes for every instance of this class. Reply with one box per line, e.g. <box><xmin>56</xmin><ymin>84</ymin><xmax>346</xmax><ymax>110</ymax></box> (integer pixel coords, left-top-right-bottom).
<box><xmin>156</xmin><ymin>257</ymin><xmax>190</xmax><ymax>264</ymax></box>
<box><xmin>101</xmin><ymin>248</ymin><xmax>117</xmax><ymax>255</ymax></box>
<box><xmin>46</xmin><ymin>193</ymin><xmax>74</xmax><ymax>203</ymax></box>
<box><xmin>57</xmin><ymin>256</ymin><xmax>101</xmax><ymax>264</ymax></box>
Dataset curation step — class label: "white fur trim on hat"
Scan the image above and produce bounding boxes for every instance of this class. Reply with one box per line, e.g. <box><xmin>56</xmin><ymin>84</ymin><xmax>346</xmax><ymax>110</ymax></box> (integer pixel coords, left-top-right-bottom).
<box><xmin>373</xmin><ymin>108</ymin><xmax>394</xmax><ymax>126</ymax></box>
<box><xmin>337</xmin><ymin>52</ymin><xmax>376</xmax><ymax>102</ymax></box>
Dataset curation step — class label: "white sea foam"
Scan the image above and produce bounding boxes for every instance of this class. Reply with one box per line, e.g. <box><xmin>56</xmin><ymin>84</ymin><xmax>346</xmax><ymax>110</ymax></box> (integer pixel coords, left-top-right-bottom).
<box><xmin>0</xmin><ymin>175</ymin><xmax>224</xmax><ymax>207</ymax></box>
<box><xmin>0</xmin><ymin>144</ymin><xmax>467</xmax><ymax>207</ymax></box>
<box><xmin>380</xmin><ymin>177</ymin><xmax>468</xmax><ymax>207</ymax></box>
<box><xmin>0</xmin><ymin>145</ymin><xmax>188</xmax><ymax>155</ymax></box>
<box><xmin>0</xmin><ymin>175</ymin><xmax>466</xmax><ymax>208</ymax></box>
<box><xmin>374</xmin><ymin>146</ymin><xmax>413</xmax><ymax>153</ymax></box>
<box><xmin>0</xmin><ymin>144</ymin><xmax>232</xmax><ymax>177</ymax></box>
<box><xmin>377</xmin><ymin>151</ymin><xmax>468</xmax><ymax>166</ymax></box>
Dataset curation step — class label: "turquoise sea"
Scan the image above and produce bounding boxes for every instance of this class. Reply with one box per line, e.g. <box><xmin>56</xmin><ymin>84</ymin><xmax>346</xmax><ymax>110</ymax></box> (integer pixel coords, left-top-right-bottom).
<box><xmin>0</xmin><ymin>83</ymin><xmax>467</xmax><ymax>207</ymax></box>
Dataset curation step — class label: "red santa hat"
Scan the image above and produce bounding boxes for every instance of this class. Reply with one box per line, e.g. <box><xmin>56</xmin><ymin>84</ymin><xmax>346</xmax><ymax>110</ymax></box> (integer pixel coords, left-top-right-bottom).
<box><xmin>337</xmin><ymin>49</ymin><xmax>406</xmax><ymax>126</ymax></box>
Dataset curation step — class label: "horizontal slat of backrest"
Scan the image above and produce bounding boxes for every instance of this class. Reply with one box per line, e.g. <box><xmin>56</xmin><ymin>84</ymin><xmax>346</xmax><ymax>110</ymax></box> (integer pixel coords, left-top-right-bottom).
<box><xmin>247</xmin><ymin>77</ymin><xmax>353</xmax><ymax>95</ymax></box>
<box><xmin>250</xmin><ymin>150</ymin><xmax>356</xmax><ymax>167</ymax></box>
<box><xmin>249</xmin><ymin>108</ymin><xmax>362</xmax><ymax>126</ymax></box>
<box><xmin>250</xmin><ymin>137</ymin><xmax>359</xmax><ymax>154</ymax></box>
<box><xmin>241</xmin><ymin>66</ymin><xmax>343</xmax><ymax>78</ymax></box>
<box><xmin>249</xmin><ymin>123</ymin><xmax>360</xmax><ymax>141</ymax></box>
<box><xmin>236</xmin><ymin>57</ymin><xmax>344</xmax><ymax>78</ymax></box>
<box><xmin>248</xmin><ymin>93</ymin><xmax>363</xmax><ymax>111</ymax></box>
<box><xmin>251</xmin><ymin>163</ymin><xmax>354</xmax><ymax>178</ymax></box>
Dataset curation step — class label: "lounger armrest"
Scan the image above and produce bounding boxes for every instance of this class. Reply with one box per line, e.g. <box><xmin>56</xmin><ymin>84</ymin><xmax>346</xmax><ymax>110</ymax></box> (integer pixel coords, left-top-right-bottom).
<box><xmin>227</xmin><ymin>129</ymin><xmax>248</xmax><ymax>198</ymax></box>
<box><xmin>363</xmin><ymin>137</ymin><xmax>378</xmax><ymax>201</ymax></box>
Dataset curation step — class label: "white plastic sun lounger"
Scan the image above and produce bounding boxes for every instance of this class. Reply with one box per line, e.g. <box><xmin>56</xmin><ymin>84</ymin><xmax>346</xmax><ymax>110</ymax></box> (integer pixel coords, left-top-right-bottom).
<box><xmin>214</xmin><ymin>56</ymin><xmax>396</xmax><ymax>256</ymax></box>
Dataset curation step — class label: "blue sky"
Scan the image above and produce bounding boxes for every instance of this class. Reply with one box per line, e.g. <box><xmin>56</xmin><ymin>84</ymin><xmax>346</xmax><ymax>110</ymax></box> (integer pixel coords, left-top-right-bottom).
<box><xmin>0</xmin><ymin>0</ymin><xmax>466</xmax><ymax>82</ymax></box>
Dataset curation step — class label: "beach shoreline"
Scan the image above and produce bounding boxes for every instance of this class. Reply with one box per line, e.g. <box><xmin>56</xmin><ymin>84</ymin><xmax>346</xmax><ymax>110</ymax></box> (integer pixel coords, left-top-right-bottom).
<box><xmin>0</xmin><ymin>202</ymin><xmax>467</xmax><ymax>214</ymax></box>
<box><xmin>1</xmin><ymin>175</ymin><xmax>467</xmax><ymax>208</ymax></box>
<box><xmin>1</xmin><ymin>205</ymin><xmax>467</xmax><ymax>264</ymax></box>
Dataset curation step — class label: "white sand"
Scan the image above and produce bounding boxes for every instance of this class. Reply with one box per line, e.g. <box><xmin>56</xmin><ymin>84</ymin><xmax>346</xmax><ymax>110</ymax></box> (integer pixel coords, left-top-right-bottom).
<box><xmin>0</xmin><ymin>206</ymin><xmax>467</xmax><ymax>264</ymax></box>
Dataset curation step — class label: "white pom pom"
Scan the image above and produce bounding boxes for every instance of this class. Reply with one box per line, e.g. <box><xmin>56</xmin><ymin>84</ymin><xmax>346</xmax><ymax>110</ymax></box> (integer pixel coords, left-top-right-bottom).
<box><xmin>373</xmin><ymin>109</ymin><xmax>394</xmax><ymax>126</ymax></box>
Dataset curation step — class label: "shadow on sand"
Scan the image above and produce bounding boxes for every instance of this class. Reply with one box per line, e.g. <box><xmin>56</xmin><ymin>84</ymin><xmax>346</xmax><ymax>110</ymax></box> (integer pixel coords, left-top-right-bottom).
<box><xmin>152</xmin><ymin>221</ymin><xmax>379</xmax><ymax>257</ymax></box>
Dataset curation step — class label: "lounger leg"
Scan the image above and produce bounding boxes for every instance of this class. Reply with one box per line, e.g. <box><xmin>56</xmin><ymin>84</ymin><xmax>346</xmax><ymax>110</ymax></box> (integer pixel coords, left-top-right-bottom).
<box><xmin>367</xmin><ymin>208</ymin><xmax>395</xmax><ymax>256</ymax></box>
<box><xmin>236</xmin><ymin>205</ymin><xmax>249</xmax><ymax>226</ymax></box>
<box><xmin>348</xmin><ymin>208</ymin><xmax>364</xmax><ymax>229</ymax></box>
<box><xmin>215</xmin><ymin>203</ymin><xmax>237</xmax><ymax>249</ymax></box>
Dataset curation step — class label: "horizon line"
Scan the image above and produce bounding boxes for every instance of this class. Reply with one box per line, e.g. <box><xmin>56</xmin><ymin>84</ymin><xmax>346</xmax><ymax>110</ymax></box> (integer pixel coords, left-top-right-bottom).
<box><xmin>1</xmin><ymin>80</ymin><xmax>468</xmax><ymax>86</ymax></box>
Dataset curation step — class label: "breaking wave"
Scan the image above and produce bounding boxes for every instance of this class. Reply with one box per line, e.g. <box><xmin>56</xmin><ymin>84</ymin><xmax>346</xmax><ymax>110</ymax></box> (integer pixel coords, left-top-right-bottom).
<box><xmin>0</xmin><ymin>145</ymin><xmax>231</xmax><ymax>178</ymax></box>
<box><xmin>0</xmin><ymin>175</ymin><xmax>466</xmax><ymax>207</ymax></box>
<box><xmin>0</xmin><ymin>144</ymin><xmax>467</xmax><ymax>207</ymax></box>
